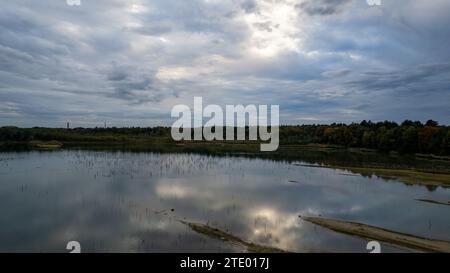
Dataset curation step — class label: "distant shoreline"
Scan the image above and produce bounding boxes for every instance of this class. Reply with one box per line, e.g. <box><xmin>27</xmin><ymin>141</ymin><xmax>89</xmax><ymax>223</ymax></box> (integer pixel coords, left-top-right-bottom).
<box><xmin>1</xmin><ymin>120</ymin><xmax>449</xmax><ymax>156</ymax></box>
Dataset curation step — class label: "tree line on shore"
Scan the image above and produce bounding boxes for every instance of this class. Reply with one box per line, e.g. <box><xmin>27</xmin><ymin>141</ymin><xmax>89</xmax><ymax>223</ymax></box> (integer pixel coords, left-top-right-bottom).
<box><xmin>0</xmin><ymin>120</ymin><xmax>449</xmax><ymax>155</ymax></box>
<box><xmin>279</xmin><ymin>120</ymin><xmax>449</xmax><ymax>155</ymax></box>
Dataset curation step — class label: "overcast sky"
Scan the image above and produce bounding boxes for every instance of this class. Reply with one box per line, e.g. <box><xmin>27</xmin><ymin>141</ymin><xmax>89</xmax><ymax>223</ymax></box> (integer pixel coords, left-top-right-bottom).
<box><xmin>0</xmin><ymin>0</ymin><xmax>449</xmax><ymax>127</ymax></box>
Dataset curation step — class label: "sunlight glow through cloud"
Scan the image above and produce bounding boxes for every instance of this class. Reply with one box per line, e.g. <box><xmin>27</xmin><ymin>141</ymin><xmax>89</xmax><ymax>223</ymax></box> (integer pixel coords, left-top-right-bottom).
<box><xmin>243</xmin><ymin>0</ymin><xmax>303</xmax><ymax>57</ymax></box>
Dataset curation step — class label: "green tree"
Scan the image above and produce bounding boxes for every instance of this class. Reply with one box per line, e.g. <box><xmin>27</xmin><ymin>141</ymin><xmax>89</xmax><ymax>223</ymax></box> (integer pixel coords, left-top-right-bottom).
<box><xmin>400</xmin><ymin>126</ymin><xmax>418</xmax><ymax>153</ymax></box>
<box><xmin>362</xmin><ymin>131</ymin><xmax>376</xmax><ymax>148</ymax></box>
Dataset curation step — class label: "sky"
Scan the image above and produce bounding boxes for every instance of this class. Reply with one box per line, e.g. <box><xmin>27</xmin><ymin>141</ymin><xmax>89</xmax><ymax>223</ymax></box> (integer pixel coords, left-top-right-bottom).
<box><xmin>0</xmin><ymin>0</ymin><xmax>449</xmax><ymax>127</ymax></box>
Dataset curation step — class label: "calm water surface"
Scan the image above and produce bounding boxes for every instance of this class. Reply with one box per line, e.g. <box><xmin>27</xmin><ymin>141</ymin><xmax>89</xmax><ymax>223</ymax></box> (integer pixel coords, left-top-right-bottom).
<box><xmin>1</xmin><ymin>150</ymin><xmax>449</xmax><ymax>252</ymax></box>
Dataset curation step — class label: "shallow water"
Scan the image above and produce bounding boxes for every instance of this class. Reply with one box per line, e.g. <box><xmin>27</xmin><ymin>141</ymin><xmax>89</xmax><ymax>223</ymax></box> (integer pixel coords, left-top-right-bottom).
<box><xmin>0</xmin><ymin>150</ymin><xmax>449</xmax><ymax>253</ymax></box>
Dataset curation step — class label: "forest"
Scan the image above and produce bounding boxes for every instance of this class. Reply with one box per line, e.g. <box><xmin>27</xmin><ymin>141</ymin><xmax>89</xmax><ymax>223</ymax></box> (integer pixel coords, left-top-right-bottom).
<box><xmin>0</xmin><ymin>120</ymin><xmax>449</xmax><ymax>155</ymax></box>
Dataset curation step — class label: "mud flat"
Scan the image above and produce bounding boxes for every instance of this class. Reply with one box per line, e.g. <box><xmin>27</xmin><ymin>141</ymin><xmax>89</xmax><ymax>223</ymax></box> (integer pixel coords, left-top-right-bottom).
<box><xmin>28</xmin><ymin>140</ymin><xmax>63</xmax><ymax>149</ymax></box>
<box><xmin>341</xmin><ymin>167</ymin><xmax>450</xmax><ymax>187</ymax></box>
<box><xmin>293</xmin><ymin>163</ymin><xmax>450</xmax><ymax>187</ymax></box>
<box><xmin>416</xmin><ymin>199</ymin><xmax>450</xmax><ymax>207</ymax></box>
<box><xmin>300</xmin><ymin>216</ymin><xmax>450</xmax><ymax>253</ymax></box>
<box><xmin>179</xmin><ymin>220</ymin><xmax>288</xmax><ymax>253</ymax></box>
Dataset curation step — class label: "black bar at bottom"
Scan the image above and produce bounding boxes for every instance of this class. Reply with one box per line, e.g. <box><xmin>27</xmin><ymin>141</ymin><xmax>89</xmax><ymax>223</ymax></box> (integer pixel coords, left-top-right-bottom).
<box><xmin>1</xmin><ymin>253</ymin><xmax>444</xmax><ymax>272</ymax></box>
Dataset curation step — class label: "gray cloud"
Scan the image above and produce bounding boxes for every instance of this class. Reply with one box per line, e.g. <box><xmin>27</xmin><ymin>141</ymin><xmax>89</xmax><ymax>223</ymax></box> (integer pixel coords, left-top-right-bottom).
<box><xmin>108</xmin><ymin>70</ymin><xmax>128</xmax><ymax>82</ymax></box>
<box><xmin>297</xmin><ymin>0</ymin><xmax>351</xmax><ymax>16</ymax></box>
<box><xmin>253</xmin><ymin>21</ymin><xmax>275</xmax><ymax>32</ymax></box>
<box><xmin>241</xmin><ymin>0</ymin><xmax>257</xmax><ymax>14</ymax></box>
<box><xmin>0</xmin><ymin>0</ymin><xmax>449</xmax><ymax>127</ymax></box>
<box><xmin>347</xmin><ymin>63</ymin><xmax>450</xmax><ymax>91</ymax></box>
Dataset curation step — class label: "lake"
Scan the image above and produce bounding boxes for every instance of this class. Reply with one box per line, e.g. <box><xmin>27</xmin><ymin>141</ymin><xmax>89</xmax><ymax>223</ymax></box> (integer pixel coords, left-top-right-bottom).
<box><xmin>1</xmin><ymin>149</ymin><xmax>449</xmax><ymax>252</ymax></box>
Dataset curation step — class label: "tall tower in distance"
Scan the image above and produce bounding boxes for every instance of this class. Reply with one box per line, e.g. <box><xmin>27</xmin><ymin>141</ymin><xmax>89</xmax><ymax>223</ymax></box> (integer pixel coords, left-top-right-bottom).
<box><xmin>67</xmin><ymin>122</ymin><xmax>70</xmax><ymax>129</ymax></box>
